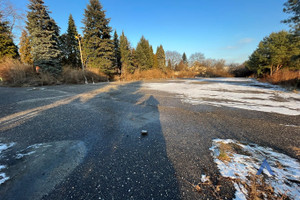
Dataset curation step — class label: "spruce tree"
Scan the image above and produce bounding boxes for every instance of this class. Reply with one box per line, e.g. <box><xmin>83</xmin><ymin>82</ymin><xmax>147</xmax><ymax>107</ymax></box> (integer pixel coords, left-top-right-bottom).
<box><xmin>135</xmin><ymin>36</ymin><xmax>153</xmax><ymax>70</ymax></box>
<box><xmin>26</xmin><ymin>0</ymin><xmax>61</xmax><ymax>74</ymax></box>
<box><xmin>112</xmin><ymin>30</ymin><xmax>121</xmax><ymax>72</ymax></box>
<box><xmin>119</xmin><ymin>31</ymin><xmax>134</xmax><ymax>73</ymax></box>
<box><xmin>19</xmin><ymin>29</ymin><xmax>32</xmax><ymax>64</ymax></box>
<box><xmin>60</xmin><ymin>14</ymin><xmax>80</xmax><ymax>67</ymax></box>
<box><xmin>82</xmin><ymin>0</ymin><xmax>114</xmax><ymax>75</ymax></box>
<box><xmin>182</xmin><ymin>52</ymin><xmax>188</xmax><ymax>64</ymax></box>
<box><xmin>0</xmin><ymin>13</ymin><xmax>18</xmax><ymax>59</ymax></box>
<box><xmin>156</xmin><ymin>45</ymin><xmax>166</xmax><ymax>69</ymax></box>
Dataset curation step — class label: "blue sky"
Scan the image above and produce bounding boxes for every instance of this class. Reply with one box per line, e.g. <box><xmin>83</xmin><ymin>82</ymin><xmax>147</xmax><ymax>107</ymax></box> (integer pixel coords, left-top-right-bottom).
<box><xmin>12</xmin><ymin>0</ymin><xmax>290</xmax><ymax>63</ymax></box>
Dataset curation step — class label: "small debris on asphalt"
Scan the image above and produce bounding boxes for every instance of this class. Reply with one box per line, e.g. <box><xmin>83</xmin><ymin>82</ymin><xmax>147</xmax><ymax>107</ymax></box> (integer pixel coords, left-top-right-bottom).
<box><xmin>141</xmin><ymin>130</ymin><xmax>148</xmax><ymax>136</ymax></box>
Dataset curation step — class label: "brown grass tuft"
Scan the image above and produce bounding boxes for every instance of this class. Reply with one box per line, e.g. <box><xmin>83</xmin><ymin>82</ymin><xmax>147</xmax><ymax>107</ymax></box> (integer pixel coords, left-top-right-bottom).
<box><xmin>61</xmin><ymin>66</ymin><xmax>108</xmax><ymax>84</ymax></box>
<box><xmin>0</xmin><ymin>59</ymin><xmax>109</xmax><ymax>86</ymax></box>
<box><xmin>0</xmin><ymin>58</ymin><xmax>57</xmax><ymax>86</ymax></box>
<box><xmin>263</xmin><ymin>69</ymin><xmax>300</xmax><ymax>88</ymax></box>
<box><xmin>120</xmin><ymin>69</ymin><xmax>175</xmax><ymax>81</ymax></box>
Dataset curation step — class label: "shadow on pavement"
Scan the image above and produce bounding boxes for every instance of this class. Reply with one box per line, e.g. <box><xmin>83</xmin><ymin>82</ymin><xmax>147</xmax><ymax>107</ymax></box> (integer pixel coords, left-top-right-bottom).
<box><xmin>0</xmin><ymin>81</ymin><xmax>182</xmax><ymax>200</ymax></box>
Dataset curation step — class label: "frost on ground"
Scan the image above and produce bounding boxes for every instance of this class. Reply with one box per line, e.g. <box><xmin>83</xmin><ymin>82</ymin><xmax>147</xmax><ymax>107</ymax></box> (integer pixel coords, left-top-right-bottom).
<box><xmin>210</xmin><ymin>139</ymin><xmax>300</xmax><ymax>200</ymax></box>
<box><xmin>0</xmin><ymin>142</ymin><xmax>15</xmax><ymax>185</ymax></box>
<box><xmin>143</xmin><ymin>78</ymin><xmax>300</xmax><ymax>115</ymax></box>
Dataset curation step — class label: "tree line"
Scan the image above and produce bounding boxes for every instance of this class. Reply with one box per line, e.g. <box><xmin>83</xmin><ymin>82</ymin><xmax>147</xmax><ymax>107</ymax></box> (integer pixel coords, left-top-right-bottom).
<box><xmin>1</xmin><ymin>0</ymin><xmax>190</xmax><ymax>77</ymax></box>
<box><xmin>1</xmin><ymin>0</ymin><xmax>299</xmax><ymax>78</ymax></box>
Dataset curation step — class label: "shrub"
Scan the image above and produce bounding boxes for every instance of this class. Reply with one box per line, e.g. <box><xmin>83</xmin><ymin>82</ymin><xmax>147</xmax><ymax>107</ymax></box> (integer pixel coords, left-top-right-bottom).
<box><xmin>263</xmin><ymin>69</ymin><xmax>300</xmax><ymax>88</ymax></box>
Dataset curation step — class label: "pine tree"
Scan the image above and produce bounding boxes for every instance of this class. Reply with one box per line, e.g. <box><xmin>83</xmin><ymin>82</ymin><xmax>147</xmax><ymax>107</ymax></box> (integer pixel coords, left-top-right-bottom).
<box><xmin>282</xmin><ymin>0</ymin><xmax>300</xmax><ymax>35</ymax></box>
<box><xmin>0</xmin><ymin>13</ymin><xmax>18</xmax><ymax>59</ymax></box>
<box><xmin>19</xmin><ymin>29</ymin><xmax>32</xmax><ymax>64</ymax></box>
<box><xmin>156</xmin><ymin>45</ymin><xmax>166</xmax><ymax>69</ymax></box>
<box><xmin>182</xmin><ymin>52</ymin><xmax>188</xmax><ymax>64</ymax></box>
<box><xmin>26</xmin><ymin>0</ymin><xmax>61</xmax><ymax>74</ymax></box>
<box><xmin>82</xmin><ymin>0</ymin><xmax>114</xmax><ymax>75</ymax></box>
<box><xmin>246</xmin><ymin>31</ymin><xmax>300</xmax><ymax>75</ymax></box>
<box><xmin>135</xmin><ymin>36</ymin><xmax>153</xmax><ymax>70</ymax></box>
<box><xmin>112</xmin><ymin>30</ymin><xmax>121</xmax><ymax>72</ymax></box>
<box><xmin>60</xmin><ymin>14</ymin><xmax>80</xmax><ymax>67</ymax></box>
<box><xmin>119</xmin><ymin>31</ymin><xmax>134</xmax><ymax>73</ymax></box>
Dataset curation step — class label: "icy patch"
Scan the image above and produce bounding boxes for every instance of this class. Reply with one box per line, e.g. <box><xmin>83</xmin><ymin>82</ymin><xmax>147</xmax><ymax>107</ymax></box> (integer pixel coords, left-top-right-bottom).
<box><xmin>280</xmin><ymin>124</ymin><xmax>300</xmax><ymax>128</ymax></box>
<box><xmin>0</xmin><ymin>142</ymin><xmax>15</xmax><ymax>154</ymax></box>
<box><xmin>0</xmin><ymin>142</ymin><xmax>15</xmax><ymax>185</ymax></box>
<box><xmin>15</xmin><ymin>151</ymin><xmax>36</xmax><ymax>159</ymax></box>
<box><xmin>201</xmin><ymin>174</ymin><xmax>210</xmax><ymax>183</ymax></box>
<box><xmin>15</xmin><ymin>143</ymin><xmax>52</xmax><ymax>159</ymax></box>
<box><xmin>143</xmin><ymin>78</ymin><xmax>300</xmax><ymax>115</ymax></box>
<box><xmin>210</xmin><ymin>139</ymin><xmax>300</xmax><ymax>199</ymax></box>
<box><xmin>0</xmin><ymin>172</ymin><xmax>9</xmax><ymax>185</ymax></box>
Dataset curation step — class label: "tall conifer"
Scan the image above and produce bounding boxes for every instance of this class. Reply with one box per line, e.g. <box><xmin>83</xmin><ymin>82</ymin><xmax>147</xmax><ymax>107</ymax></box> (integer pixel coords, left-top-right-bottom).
<box><xmin>156</xmin><ymin>45</ymin><xmax>166</xmax><ymax>69</ymax></box>
<box><xmin>19</xmin><ymin>29</ymin><xmax>32</xmax><ymax>64</ymax></box>
<box><xmin>82</xmin><ymin>0</ymin><xmax>114</xmax><ymax>75</ymax></box>
<box><xmin>0</xmin><ymin>13</ymin><xmax>18</xmax><ymax>59</ymax></box>
<box><xmin>119</xmin><ymin>31</ymin><xmax>134</xmax><ymax>73</ymax></box>
<box><xmin>135</xmin><ymin>36</ymin><xmax>153</xmax><ymax>70</ymax></box>
<box><xmin>113</xmin><ymin>30</ymin><xmax>121</xmax><ymax>72</ymax></box>
<box><xmin>26</xmin><ymin>0</ymin><xmax>61</xmax><ymax>74</ymax></box>
<box><xmin>60</xmin><ymin>14</ymin><xmax>80</xmax><ymax>67</ymax></box>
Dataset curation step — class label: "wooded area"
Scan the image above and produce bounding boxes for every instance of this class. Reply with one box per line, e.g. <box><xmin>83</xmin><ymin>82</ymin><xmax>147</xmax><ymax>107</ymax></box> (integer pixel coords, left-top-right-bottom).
<box><xmin>0</xmin><ymin>0</ymin><xmax>299</xmax><ymax>87</ymax></box>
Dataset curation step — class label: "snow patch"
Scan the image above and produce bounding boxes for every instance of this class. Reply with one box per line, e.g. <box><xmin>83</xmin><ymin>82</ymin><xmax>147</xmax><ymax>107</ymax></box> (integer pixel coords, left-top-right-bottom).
<box><xmin>143</xmin><ymin>78</ymin><xmax>300</xmax><ymax>115</ymax></box>
<box><xmin>210</xmin><ymin>139</ymin><xmax>300</xmax><ymax>199</ymax></box>
<box><xmin>0</xmin><ymin>142</ymin><xmax>15</xmax><ymax>185</ymax></box>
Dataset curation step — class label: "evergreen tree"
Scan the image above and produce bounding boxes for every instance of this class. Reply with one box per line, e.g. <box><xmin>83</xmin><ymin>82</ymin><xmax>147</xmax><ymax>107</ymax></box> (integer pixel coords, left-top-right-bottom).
<box><xmin>246</xmin><ymin>31</ymin><xmax>300</xmax><ymax>75</ymax></box>
<box><xmin>60</xmin><ymin>14</ymin><xmax>80</xmax><ymax>67</ymax></box>
<box><xmin>182</xmin><ymin>52</ymin><xmax>188</xmax><ymax>64</ymax></box>
<box><xmin>135</xmin><ymin>36</ymin><xmax>153</xmax><ymax>70</ymax></box>
<box><xmin>156</xmin><ymin>45</ymin><xmax>166</xmax><ymax>69</ymax></box>
<box><xmin>119</xmin><ymin>31</ymin><xmax>135</xmax><ymax>73</ymax></box>
<box><xmin>112</xmin><ymin>30</ymin><xmax>121</xmax><ymax>72</ymax></box>
<box><xmin>153</xmin><ymin>53</ymin><xmax>158</xmax><ymax>69</ymax></box>
<box><xmin>0</xmin><ymin>13</ymin><xmax>18</xmax><ymax>59</ymax></box>
<box><xmin>26</xmin><ymin>0</ymin><xmax>61</xmax><ymax>74</ymax></box>
<box><xmin>82</xmin><ymin>0</ymin><xmax>114</xmax><ymax>75</ymax></box>
<box><xmin>167</xmin><ymin>59</ymin><xmax>172</xmax><ymax>69</ymax></box>
<box><xmin>282</xmin><ymin>0</ymin><xmax>300</xmax><ymax>35</ymax></box>
<box><xmin>19</xmin><ymin>29</ymin><xmax>32</xmax><ymax>64</ymax></box>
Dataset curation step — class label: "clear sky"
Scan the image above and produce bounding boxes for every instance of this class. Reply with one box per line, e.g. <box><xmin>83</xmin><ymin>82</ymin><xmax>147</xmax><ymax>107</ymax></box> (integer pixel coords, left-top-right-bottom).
<box><xmin>11</xmin><ymin>0</ymin><xmax>290</xmax><ymax>64</ymax></box>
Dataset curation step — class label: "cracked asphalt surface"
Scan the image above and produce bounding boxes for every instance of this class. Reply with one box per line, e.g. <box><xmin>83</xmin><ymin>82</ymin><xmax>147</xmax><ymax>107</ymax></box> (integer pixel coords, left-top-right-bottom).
<box><xmin>0</xmin><ymin>79</ymin><xmax>299</xmax><ymax>200</ymax></box>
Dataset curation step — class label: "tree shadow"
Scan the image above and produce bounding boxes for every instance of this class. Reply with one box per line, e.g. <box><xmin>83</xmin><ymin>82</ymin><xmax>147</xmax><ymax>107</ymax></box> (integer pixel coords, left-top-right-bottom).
<box><xmin>0</xmin><ymin>81</ymin><xmax>182</xmax><ymax>200</ymax></box>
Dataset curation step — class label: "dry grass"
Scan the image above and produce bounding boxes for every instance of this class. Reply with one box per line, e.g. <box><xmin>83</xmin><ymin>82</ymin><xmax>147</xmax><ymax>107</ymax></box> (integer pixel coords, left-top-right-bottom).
<box><xmin>217</xmin><ymin>143</ymin><xmax>232</xmax><ymax>162</ymax></box>
<box><xmin>263</xmin><ymin>69</ymin><xmax>300</xmax><ymax>88</ymax></box>
<box><xmin>291</xmin><ymin>146</ymin><xmax>300</xmax><ymax>157</ymax></box>
<box><xmin>235</xmin><ymin>174</ymin><xmax>289</xmax><ymax>200</ymax></box>
<box><xmin>175</xmin><ymin>70</ymin><xmax>197</xmax><ymax>78</ymax></box>
<box><xmin>61</xmin><ymin>66</ymin><xmax>108</xmax><ymax>84</ymax></box>
<box><xmin>120</xmin><ymin>69</ymin><xmax>175</xmax><ymax>81</ymax></box>
<box><xmin>0</xmin><ymin>59</ymin><xmax>108</xmax><ymax>86</ymax></box>
<box><xmin>119</xmin><ymin>69</ymin><xmax>197</xmax><ymax>81</ymax></box>
<box><xmin>0</xmin><ymin>58</ymin><xmax>57</xmax><ymax>86</ymax></box>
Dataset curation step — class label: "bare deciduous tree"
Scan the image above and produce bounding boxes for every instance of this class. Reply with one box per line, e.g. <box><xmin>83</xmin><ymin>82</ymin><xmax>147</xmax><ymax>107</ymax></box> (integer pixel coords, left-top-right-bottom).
<box><xmin>165</xmin><ymin>50</ymin><xmax>181</xmax><ymax>69</ymax></box>
<box><xmin>0</xmin><ymin>0</ymin><xmax>24</xmax><ymax>38</ymax></box>
<box><xmin>189</xmin><ymin>52</ymin><xmax>205</xmax><ymax>66</ymax></box>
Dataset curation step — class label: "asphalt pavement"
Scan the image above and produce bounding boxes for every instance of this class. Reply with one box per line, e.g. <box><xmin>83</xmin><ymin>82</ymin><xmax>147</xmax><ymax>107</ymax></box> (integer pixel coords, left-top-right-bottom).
<box><xmin>0</xmin><ymin>79</ymin><xmax>299</xmax><ymax>200</ymax></box>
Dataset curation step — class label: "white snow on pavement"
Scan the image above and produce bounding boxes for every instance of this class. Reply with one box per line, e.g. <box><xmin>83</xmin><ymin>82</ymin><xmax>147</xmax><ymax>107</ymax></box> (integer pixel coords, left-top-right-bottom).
<box><xmin>210</xmin><ymin>139</ymin><xmax>300</xmax><ymax>200</ymax></box>
<box><xmin>0</xmin><ymin>142</ymin><xmax>15</xmax><ymax>185</ymax></box>
<box><xmin>143</xmin><ymin>78</ymin><xmax>300</xmax><ymax>115</ymax></box>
